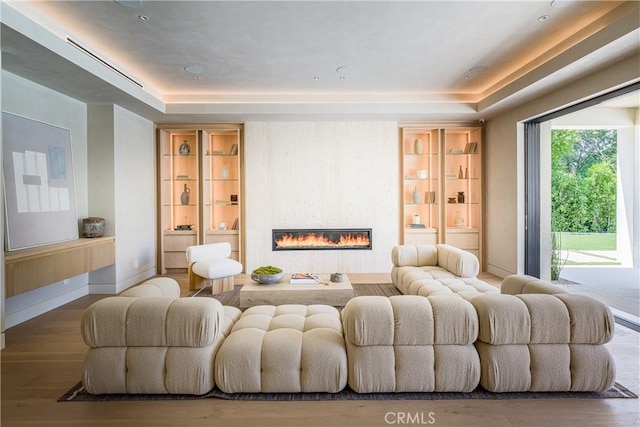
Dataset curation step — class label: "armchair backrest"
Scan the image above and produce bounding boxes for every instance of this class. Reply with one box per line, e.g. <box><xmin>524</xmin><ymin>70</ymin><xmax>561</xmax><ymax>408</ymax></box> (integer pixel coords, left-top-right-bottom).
<box><xmin>186</xmin><ymin>242</ymin><xmax>232</xmax><ymax>263</ymax></box>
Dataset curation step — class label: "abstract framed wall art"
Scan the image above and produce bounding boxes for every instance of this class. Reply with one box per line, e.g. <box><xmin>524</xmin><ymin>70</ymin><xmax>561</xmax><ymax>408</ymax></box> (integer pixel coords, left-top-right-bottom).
<box><xmin>2</xmin><ymin>112</ymin><xmax>78</xmax><ymax>250</ymax></box>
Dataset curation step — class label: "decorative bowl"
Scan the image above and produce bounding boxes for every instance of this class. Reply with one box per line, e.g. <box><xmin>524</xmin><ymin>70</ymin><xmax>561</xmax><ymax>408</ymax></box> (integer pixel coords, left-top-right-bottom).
<box><xmin>251</xmin><ymin>272</ymin><xmax>284</xmax><ymax>284</ymax></box>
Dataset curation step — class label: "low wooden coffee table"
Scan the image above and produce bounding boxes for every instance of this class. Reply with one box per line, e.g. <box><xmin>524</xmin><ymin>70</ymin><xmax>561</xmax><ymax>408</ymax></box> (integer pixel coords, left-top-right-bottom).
<box><xmin>239</xmin><ymin>274</ymin><xmax>353</xmax><ymax>308</ymax></box>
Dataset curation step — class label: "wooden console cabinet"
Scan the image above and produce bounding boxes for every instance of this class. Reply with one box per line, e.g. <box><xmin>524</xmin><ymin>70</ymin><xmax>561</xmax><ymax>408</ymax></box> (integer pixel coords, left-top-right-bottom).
<box><xmin>4</xmin><ymin>236</ymin><xmax>115</xmax><ymax>297</ymax></box>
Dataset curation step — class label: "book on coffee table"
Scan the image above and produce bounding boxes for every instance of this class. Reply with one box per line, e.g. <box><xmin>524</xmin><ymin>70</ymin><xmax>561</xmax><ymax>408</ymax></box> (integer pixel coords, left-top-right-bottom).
<box><xmin>290</xmin><ymin>273</ymin><xmax>322</xmax><ymax>284</ymax></box>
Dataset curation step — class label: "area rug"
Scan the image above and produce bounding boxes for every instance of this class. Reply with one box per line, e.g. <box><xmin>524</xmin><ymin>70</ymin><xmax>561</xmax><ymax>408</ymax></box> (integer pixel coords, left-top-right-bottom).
<box><xmin>58</xmin><ymin>381</ymin><xmax>637</xmax><ymax>402</ymax></box>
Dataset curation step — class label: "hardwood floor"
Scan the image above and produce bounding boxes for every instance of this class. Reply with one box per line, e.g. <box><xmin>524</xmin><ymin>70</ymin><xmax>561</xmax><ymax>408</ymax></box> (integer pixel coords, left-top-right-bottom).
<box><xmin>1</xmin><ymin>273</ymin><xmax>638</xmax><ymax>427</ymax></box>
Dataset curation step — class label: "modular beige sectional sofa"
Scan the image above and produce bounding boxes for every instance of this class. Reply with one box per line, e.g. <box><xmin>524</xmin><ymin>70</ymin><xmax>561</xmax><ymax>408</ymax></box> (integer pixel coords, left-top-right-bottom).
<box><xmin>81</xmin><ymin>248</ymin><xmax>615</xmax><ymax>395</ymax></box>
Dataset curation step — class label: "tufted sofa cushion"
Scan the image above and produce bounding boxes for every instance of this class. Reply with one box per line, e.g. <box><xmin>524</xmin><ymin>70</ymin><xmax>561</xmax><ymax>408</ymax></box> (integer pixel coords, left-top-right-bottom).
<box><xmin>470</xmin><ymin>292</ymin><xmax>615</xmax><ymax>392</ymax></box>
<box><xmin>341</xmin><ymin>295</ymin><xmax>480</xmax><ymax>393</ymax></box>
<box><xmin>214</xmin><ymin>304</ymin><xmax>347</xmax><ymax>393</ymax></box>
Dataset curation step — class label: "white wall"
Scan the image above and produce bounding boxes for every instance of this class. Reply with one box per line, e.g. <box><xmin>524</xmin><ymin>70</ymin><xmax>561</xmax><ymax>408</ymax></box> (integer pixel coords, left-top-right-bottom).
<box><xmin>86</xmin><ymin>104</ymin><xmax>157</xmax><ymax>293</ymax></box>
<box><xmin>244</xmin><ymin>122</ymin><xmax>399</xmax><ymax>273</ymax></box>
<box><xmin>2</xmin><ymin>71</ymin><xmax>90</xmax><ymax>327</ymax></box>
<box><xmin>113</xmin><ymin>105</ymin><xmax>156</xmax><ymax>290</ymax></box>
<box><xmin>484</xmin><ymin>55</ymin><xmax>640</xmax><ymax>278</ymax></box>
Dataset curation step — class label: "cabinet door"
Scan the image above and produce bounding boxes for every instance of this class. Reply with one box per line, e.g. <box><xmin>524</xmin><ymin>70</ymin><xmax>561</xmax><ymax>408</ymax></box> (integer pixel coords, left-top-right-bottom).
<box><xmin>401</xmin><ymin>128</ymin><xmax>440</xmax><ymax>242</ymax></box>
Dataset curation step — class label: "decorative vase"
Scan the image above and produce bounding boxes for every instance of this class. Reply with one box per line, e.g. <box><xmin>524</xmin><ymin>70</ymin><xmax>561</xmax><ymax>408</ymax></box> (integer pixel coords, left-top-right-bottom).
<box><xmin>179</xmin><ymin>140</ymin><xmax>191</xmax><ymax>156</ymax></box>
<box><xmin>412</xmin><ymin>186</ymin><xmax>423</xmax><ymax>204</ymax></box>
<box><xmin>414</xmin><ymin>139</ymin><xmax>424</xmax><ymax>155</ymax></box>
<box><xmin>454</xmin><ymin>211</ymin><xmax>464</xmax><ymax>228</ymax></box>
<box><xmin>82</xmin><ymin>217</ymin><xmax>105</xmax><ymax>238</ymax></box>
<box><xmin>180</xmin><ymin>184</ymin><xmax>190</xmax><ymax>205</ymax></box>
<box><xmin>413</xmin><ymin>214</ymin><xmax>421</xmax><ymax>225</ymax></box>
<box><xmin>221</xmin><ymin>163</ymin><xmax>229</xmax><ymax>179</ymax></box>
<box><xmin>465</xmin><ymin>167</ymin><xmax>469</xmax><ymax>179</ymax></box>
<box><xmin>457</xmin><ymin>191</ymin><xmax>465</xmax><ymax>203</ymax></box>
<box><xmin>458</xmin><ymin>165</ymin><xmax>464</xmax><ymax>179</ymax></box>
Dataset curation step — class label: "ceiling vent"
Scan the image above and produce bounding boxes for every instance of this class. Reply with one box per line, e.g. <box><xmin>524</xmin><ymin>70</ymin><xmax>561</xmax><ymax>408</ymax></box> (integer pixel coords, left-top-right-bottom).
<box><xmin>66</xmin><ymin>37</ymin><xmax>143</xmax><ymax>88</ymax></box>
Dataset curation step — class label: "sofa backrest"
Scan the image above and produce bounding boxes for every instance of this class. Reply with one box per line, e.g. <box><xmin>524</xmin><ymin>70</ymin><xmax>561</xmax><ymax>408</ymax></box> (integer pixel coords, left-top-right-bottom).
<box><xmin>391</xmin><ymin>244</ymin><xmax>480</xmax><ymax>278</ymax></box>
<box><xmin>470</xmin><ymin>293</ymin><xmax>614</xmax><ymax>345</ymax></box>
<box><xmin>342</xmin><ymin>295</ymin><xmax>478</xmax><ymax>346</ymax></box>
<box><xmin>82</xmin><ymin>297</ymin><xmax>225</xmax><ymax>348</ymax></box>
<box><xmin>120</xmin><ymin>277</ymin><xmax>181</xmax><ymax>298</ymax></box>
<box><xmin>391</xmin><ymin>245</ymin><xmax>438</xmax><ymax>267</ymax></box>
<box><xmin>500</xmin><ymin>274</ymin><xmax>569</xmax><ymax>295</ymax></box>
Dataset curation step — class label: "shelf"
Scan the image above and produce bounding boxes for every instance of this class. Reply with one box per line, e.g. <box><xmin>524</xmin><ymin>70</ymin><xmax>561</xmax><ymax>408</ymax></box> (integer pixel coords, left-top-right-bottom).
<box><xmin>163</xmin><ymin>154</ymin><xmax>198</xmax><ymax>158</ymax></box>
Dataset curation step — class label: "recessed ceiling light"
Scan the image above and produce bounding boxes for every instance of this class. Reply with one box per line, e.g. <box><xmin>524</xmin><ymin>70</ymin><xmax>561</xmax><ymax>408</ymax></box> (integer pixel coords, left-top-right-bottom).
<box><xmin>538</xmin><ymin>15</ymin><xmax>550</xmax><ymax>22</ymax></box>
<box><xmin>196</xmin><ymin>76</ymin><xmax>204</xmax><ymax>80</ymax></box>
<box><xmin>336</xmin><ymin>65</ymin><xmax>352</xmax><ymax>76</ymax></box>
<box><xmin>138</xmin><ymin>15</ymin><xmax>149</xmax><ymax>21</ymax></box>
<box><xmin>184</xmin><ymin>65</ymin><xmax>204</xmax><ymax>74</ymax></box>
<box><xmin>468</xmin><ymin>65</ymin><xmax>487</xmax><ymax>74</ymax></box>
<box><xmin>113</xmin><ymin>0</ymin><xmax>142</xmax><ymax>9</ymax></box>
<box><xmin>313</xmin><ymin>76</ymin><xmax>320</xmax><ymax>80</ymax></box>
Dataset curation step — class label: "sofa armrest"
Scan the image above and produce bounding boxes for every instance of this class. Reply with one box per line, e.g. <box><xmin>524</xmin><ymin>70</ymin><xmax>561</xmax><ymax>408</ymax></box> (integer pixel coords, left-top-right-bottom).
<box><xmin>500</xmin><ymin>274</ymin><xmax>569</xmax><ymax>295</ymax></box>
<box><xmin>81</xmin><ymin>297</ymin><xmax>225</xmax><ymax>348</ymax></box>
<box><xmin>435</xmin><ymin>244</ymin><xmax>479</xmax><ymax>277</ymax></box>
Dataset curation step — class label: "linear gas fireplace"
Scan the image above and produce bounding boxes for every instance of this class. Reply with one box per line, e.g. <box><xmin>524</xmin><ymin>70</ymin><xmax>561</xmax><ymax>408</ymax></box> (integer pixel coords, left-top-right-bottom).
<box><xmin>272</xmin><ymin>228</ymin><xmax>372</xmax><ymax>251</ymax></box>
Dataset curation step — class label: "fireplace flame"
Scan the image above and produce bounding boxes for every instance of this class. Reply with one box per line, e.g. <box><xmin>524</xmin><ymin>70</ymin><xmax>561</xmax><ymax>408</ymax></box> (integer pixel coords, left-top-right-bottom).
<box><xmin>275</xmin><ymin>232</ymin><xmax>371</xmax><ymax>248</ymax></box>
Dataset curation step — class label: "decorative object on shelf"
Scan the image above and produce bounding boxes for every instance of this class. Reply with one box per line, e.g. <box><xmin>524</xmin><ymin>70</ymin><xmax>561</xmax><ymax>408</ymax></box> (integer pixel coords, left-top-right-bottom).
<box><xmin>82</xmin><ymin>217</ymin><xmax>105</xmax><ymax>238</ymax></box>
<box><xmin>175</xmin><ymin>224</ymin><xmax>192</xmax><ymax>231</ymax></box>
<box><xmin>412</xmin><ymin>186</ymin><xmax>422</xmax><ymax>204</ymax></box>
<box><xmin>179</xmin><ymin>140</ymin><xmax>191</xmax><ymax>156</ymax></box>
<box><xmin>457</xmin><ymin>191</ymin><xmax>465</xmax><ymax>203</ymax></box>
<box><xmin>229</xmin><ymin>143</ymin><xmax>239</xmax><ymax>155</ymax></box>
<box><xmin>330</xmin><ymin>272</ymin><xmax>344</xmax><ymax>283</ymax></box>
<box><xmin>221</xmin><ymin>162</ymin><xmax>229</xmax><ymax>179</ymax></box>
<box><xmin>414</xmin><ymin>138</ymin><xmax>424</xmax><ymax>155</ymax></box>
<box><xmin>465</xmin><ymin>167</ymin><xmax>469</xmax><ymax>179</ymax></box>
<box><xmin>413</xmin><ymin>214</ymin><xmax>421</xmax><ymax>225</ymax></box>
<box><xmin>408</xmin><ymin>223</ymin><xmax>426</xmax><ymax>229</ymax></box>
<box><xmin>458</xmin><ymin>165</ymin><xmax>464</xmax><ymax>179</ymax></box>
<box><xmin>454</xmin><ymin>211</ymin><xmax>465</xmax><ymax>228</ymax></box>
<box><xmin>217</xmin><ymin>222</ymin><xmax>228</xmax><ymax>230</ymax></box>
<box><xmin>448</xmin><ymin>197</ymin><xmax>457</xmax><ymax>203</ymax></box>
<box><xmin>230</xmin><ymin>194</ymin><xmax>238</xmax><ymax>205</ymax></box>
<box><xmin>417</xmin><ymin>169</ymin><xmax>427</xmax><ymax>179</ymax></box>
<box><xmin>425</xmin><ymin>191</ymin><xmax>436</xmax><ymax>204</ymax></box>
<box><xmin>181</xmin><ymin>184</ymin><xmax>191</xmax><ymax>205</ymax></box>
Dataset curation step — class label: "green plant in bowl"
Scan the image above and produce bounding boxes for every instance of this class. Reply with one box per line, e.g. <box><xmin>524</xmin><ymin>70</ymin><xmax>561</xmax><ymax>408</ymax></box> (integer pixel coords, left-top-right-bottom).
<box><xmin>251</xmin><ymin>265</ymin><xmax>284</xmax><ymax>284</ymax></box>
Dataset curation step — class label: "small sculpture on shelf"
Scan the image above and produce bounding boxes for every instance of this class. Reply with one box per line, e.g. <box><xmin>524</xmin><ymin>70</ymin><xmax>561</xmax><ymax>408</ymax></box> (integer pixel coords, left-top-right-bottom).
<box><xmin>412</xmin><ymin>186</ymin><xmax>422</xmax><ymax>204</ymax></box>
<box><xmin>454</xmin><ymin>211</ymin><xmax>465</xmax><ymax>228</ymax></box>
<box><xmin>414</xmin><ymin>138</ymin><xmax>424</xmax><ymax>155</ymax></box>
<box><xmin>179</xmin><ymin>140</ymin><xmax>191</xmax><ymax>156</ymax></box>
<box><xmin>457</xmin><ymin>191</ymin><xmax>465</xmax><ymax>203</ymax></box>
<box><xmin>181</xmin><ymin>184</ymin><xmax>190</xmax><ymax>205</ymax></box>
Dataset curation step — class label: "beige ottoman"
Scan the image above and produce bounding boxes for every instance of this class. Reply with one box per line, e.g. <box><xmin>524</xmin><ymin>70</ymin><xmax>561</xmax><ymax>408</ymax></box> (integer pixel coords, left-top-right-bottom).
<box><xmin>214</xmin><ymin>304</ymin><xmax>347</xmax><ymax>393</ymax></box>
<box><xmin>341</xmin><ymin>295</ymin><xmax>480</xmax><ymax>393</ymax></box>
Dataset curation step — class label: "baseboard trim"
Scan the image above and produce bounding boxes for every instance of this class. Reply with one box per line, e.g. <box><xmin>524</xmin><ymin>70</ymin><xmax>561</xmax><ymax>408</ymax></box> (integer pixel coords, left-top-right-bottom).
<box><xmin>89</xmin><ymin>268</ymin><xmax>156</xmax><ymax>295</ymax></box>
<box><xmin>5</xmin><ymin>286</ymin><xmax>89</xmax><ymax>328</ymax></box>
<box><xmin>486</xmin><ymin>264</ymin><xmax>514</xmax><ymax>279</ymax></box>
